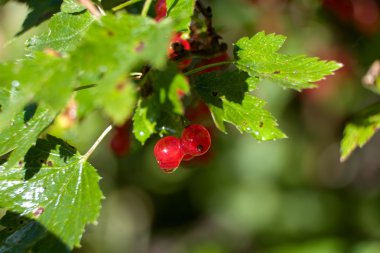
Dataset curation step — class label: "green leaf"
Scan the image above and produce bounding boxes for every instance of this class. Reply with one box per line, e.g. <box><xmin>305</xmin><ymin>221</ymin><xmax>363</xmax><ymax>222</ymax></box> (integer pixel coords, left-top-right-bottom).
<box><xmin>0</xmin><ymin>53</ymin><xmax>75</xmax><ymax>133</ymax></box>
<box><xmin>26</xmin><ymin>11</ymin><xmax>95</xmax><ymax>53</ymax></box>
<box><xmin>132</xmin><ymin>98</ymin><xmax>157</xmax><ymax>144</ymax></box>
<box><xmin>132</xmin><ymin>65</ymin><xmax>188</xmax><ymax>143</ymax></box>
<box><xmin>194</xmin><ymin>70</ymin><xmax>284</xmax><ymax>141</ymax></box>
<box><xmin>234</xmin><ymin>31</ymin><xmax>343</xmax><ymax>91</ymax></box>
<box><xmin>0</xmin><ymin>211</ymin><xmax>69</xmax><ymax>253</ymax></box>
<box><xmin>209</xmin><ymin>96</ymin><xmax>286</xmax><ymax>141</ymax></box>
<box><xmin>16</xmin><ymin>0</ymin><xmax>63</xmax><ymax>35</ymax></box>
<box><xmin>70</xmin><ymin>14</ymin><xmax>173</xmax><ymax>124</ymax></box>
<box><xmin>0</xmin><ymin>103</ymin><xmax>57</xmax><ymax>168</ymax></box>
<box><xmin>0</xmin><ymin>135</ymin><xmax>103</xmax><ymax>249</ymax></box>
<box><xmin>340</xmin><ymin>103</ymin><xmax>380</xmax><ymax>161</ymax></box>
<box><xmin>167</xmin><ymin>0</ymin><xmax>195</xmax><ymax>31</ymax></box>
<box><xmin>151</xmin><ymin>65</ymin><xmax>190</xmax><ymax>114</ymax></box>
<box><xmin>194</xmin><ymin>70</ymin><xmax>255</xmax><ymax>106</ymax></box>
<box><xmin>61</xmin><ymin>0</ymin><xmax>86</xmax><ymax>13</ymax></box>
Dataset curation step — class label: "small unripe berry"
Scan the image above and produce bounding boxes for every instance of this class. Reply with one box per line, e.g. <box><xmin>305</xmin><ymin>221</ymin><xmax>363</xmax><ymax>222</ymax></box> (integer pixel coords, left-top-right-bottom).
<box><xmin>181</xmin><ymin>124</ymin><xmax>211</xmax><ymax>156</ymax></box>
<box><xmin>154</xmin><ymin>136</ymin><xmax>184</xmax><ymax>172</ymax></box>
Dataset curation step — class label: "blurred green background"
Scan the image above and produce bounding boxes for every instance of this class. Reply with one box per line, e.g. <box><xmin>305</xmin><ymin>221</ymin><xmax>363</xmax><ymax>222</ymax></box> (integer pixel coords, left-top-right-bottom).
<box><xmin>1</xmin><ymin>0</ymin><xmax>380</xmax><ymax>252</ymax></box>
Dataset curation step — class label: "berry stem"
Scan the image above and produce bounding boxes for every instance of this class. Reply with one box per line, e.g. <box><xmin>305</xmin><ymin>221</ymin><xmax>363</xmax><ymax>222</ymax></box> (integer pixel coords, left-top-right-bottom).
<box><xmin>183</xmin><ymin>61</ymin><xmax>233</xmax><ymax>76</ymax></box>
<box><xmin>82</xmin><ymin>125</ymin><xmax>113</xmax><ymax>162</ymax></box>
<box><xmin>141</xmin><ymin>0</ymin><xmax>153</xmax><ymax>17</ymax></box>
<box><xmin>112</xmin><ymin>0</ymin><xmax>144</xmax><ymax>11</ymax></box>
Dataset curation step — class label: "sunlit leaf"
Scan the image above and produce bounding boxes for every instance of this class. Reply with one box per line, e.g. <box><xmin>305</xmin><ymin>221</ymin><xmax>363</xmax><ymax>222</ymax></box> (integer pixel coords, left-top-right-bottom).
<box><xmin>0</xmin><ymin>135</ymin><xmax>103</xmax><ymax>249</ymax></box>
<box><xmin>234</xmin><ymin>31</ymin><xmax>343</xmax><ymax>90</ymax></box>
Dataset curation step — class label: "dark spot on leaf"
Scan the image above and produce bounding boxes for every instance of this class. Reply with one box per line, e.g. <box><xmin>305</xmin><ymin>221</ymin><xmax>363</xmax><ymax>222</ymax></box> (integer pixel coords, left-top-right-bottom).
<box><xmin>259</xmin><ymin>121</ymin><xmax>264</xmax><ymax>128</ymax></box>
<box><xmin>0</xmin><ymin>104</ymin><xmax>2</xmax><ymax>112</ymax></box>
<box><xmin>40</xmin><ymin>159</ymin><xmax>45</xmax><ymax>164</ymax></box>
<box><xmin>116</xmin><ymin>82</ymin><xmax>126</xmax><ymax>91</ymax></box>
<box><xmin>47</xmin><ymin>161</ymin><xmax>53</xmax><ymax>167</ymax></box>
<box><xmin>211</xmin><ymin>91</ymin><xmax>218</xmax><ymax>96</ymax></box>
<box><xmin>107</xmin><ymin>30</ymin><xmax>114</xmax><ymax>36</ymax></box>
<box><xmin>197</xmin><ymin>145</ymin><xmax>203</xmax><ymax>152</ymax></box>
<box><xmin>7</xmin><ymin>227</ymin><xmax>14</xmax><ymax>232</ymax></box>
<box><xmin>135</xmin><ymin>41</ymin><xmax>145</xmax><ymax>52</ymax></box>
<box><xmin>273</xmin><ymin>70</ymin><xmax>281</xmax><ymax>74</ymax></box>
<box><xmin>18</xmin><ymin>160</ymin><xmax>23</xmax><ymax>167</ymax></box>
<box><xmin>33</xmin><ymin>207</ymin><xmax>44</xmax><ymax>218</ymax></box>
<box><xmin>19</xmin><ymin>220</ymin><xmax>25</xmax><ymax>225</ymax></box>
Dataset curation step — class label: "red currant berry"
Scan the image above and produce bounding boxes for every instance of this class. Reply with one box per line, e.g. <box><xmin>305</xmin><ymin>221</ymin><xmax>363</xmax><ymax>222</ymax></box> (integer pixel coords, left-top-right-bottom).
<box><xmin>183</xmin><ymin>154</ymin><xmax>194</xmax><ymax>161</ymax></box>
<box><xmin>155</xmin><ymin>0</ymin><xmax>167</xmax><ymax>22</ymax></box>
<box><xmin>181</xmin><ymin>124</ymin><xmax>211</xmax><ymax>156</ymax></box>
<box><xmin>110</xmin><ymin>132</ymin><xmax>130</xmax><ymax>156</ymax></box>
<box><xmin>168</xmin><ymin>33</ymin><xmax>191</xmax><ymax>58</ymax></box>
<box><xmin>154</xmin><ymin>136</ymin><xmax>184</xmax><ymax>172</ymax></box>
<box><xmin>196</xmin><ymin>52</ymin><xmax>229</xmax><ymax>74</ymax></box>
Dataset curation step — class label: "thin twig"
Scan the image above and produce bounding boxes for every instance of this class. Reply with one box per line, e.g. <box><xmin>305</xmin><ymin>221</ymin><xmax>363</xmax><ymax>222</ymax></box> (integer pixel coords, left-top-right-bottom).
<box><xmin>82</xmin><ymin>125</ymin><xmax>113</xmax><ymax>161</ymax></box>
<box><xmin>141</xmin><ymin>0</ymin><xmax>152</xmax><ymax>17</ymax></box>
<box><xmin>183</xmin><ymin>61</ymin><xmax>233</xmax><ymax>76</ymax></box>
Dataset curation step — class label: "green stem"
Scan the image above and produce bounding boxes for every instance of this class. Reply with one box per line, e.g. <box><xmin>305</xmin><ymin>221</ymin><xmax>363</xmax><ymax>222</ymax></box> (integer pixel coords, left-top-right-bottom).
<box><xmin>183</xmin><ymin>61</ymin><xmax>234</xmax><ymax>76</ymax></box>
<box><xmin>141</xmin><ymin>0</ymin><xmax>152</xmax><ymax>17</ymax></box>
<box><xmin>83</xmin><ymin>125</ymin><xmax>113</xmax><ymax>162</ymax></box>
<box><xmin>112</xmin><ymin>0</ymin><xmax>144</xmax><ymax>11</ymax></box>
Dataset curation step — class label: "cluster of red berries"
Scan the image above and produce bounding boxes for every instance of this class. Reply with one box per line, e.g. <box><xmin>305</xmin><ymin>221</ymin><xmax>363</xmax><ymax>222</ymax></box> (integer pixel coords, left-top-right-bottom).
<box><xmin>154</xmin><ymin>124</ymin><xmax>211</xmax><ymax>173</ymax></box>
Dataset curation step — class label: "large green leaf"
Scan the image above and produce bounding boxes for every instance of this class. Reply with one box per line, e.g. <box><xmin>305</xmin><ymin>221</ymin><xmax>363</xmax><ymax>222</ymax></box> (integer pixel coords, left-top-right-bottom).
<box><xmin>209</xmin><ymin>96</ymin><xmax>286</xmax><ymax>141</ymax></box>
<box><xmin>0</xmin><ymin>103</ymin><xmax>57</xmax><ymax>168</ymax></box>
<box><xmin>0</xmin><ymin>53</ymin><xmax>75</xmax><ymax>133</ymax></box>
<box><xmin>16</xmin><ymin>0</ymin><xmax>63</xmax><ymax>35</ymax></box>
<box><xmin>0</xmin><ymin>135</ymin><xmax>103</xmax><ymax>249</ymax></box>
<box><xmin>193</xmin><ymin>70</ymin><xmax>284</xmax><ymax>141</ymax></box>
<box><xmin>26</xmin><ymin>11</ymin><xmax>95</xmax><ymax>53</ymax></box>
<box><xmin>167</xmin><ymin>0</ymin><xmax>195</xmax><ymax>31</ymax></box>
<box><xmin>234</xmin><ymin>31</ymin><xmax>343</xmax><ymax>90</ymax></box>
<box><xmin>340</xmin><ymin>103</ymin><xmax>380</xmax><ymax>161</ymax></box>
<box><xmin>71</xmin><ymin>14</ymin><xmax>173</xmax><ymax>124</ymax></box>
<box><xmin>0</xmin><ymin>211</ymin><xmax>69</xmax><ymax>253</ymax></box>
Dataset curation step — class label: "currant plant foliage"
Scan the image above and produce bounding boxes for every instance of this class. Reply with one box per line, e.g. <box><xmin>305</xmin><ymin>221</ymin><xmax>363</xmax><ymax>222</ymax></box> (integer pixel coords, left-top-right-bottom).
<box><xmin>0</xmin><ymin>0</ymin><xmax>341</xmax><ymax>251</ymax></box>
<box><xmin>340</xmin><ymin>60</ymin><xmax>380</xmax><ymax>161</ymax></box>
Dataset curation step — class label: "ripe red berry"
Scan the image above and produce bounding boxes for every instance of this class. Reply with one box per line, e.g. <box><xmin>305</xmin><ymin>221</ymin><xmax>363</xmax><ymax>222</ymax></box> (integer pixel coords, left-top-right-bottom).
<box><xmin>168</xmin><ymin>33</ymin><xmax>192</xmax><ymax>69</ymax></box>
<box><xmin>154</xmin><ymin>136</ymin><xmax>184</xmax><ymax>172</ymax></box>
<box><xmin>110</xmin><ymin>132</ymin><xmax>130</xmax><ymax>156</ymax></box>
<box><xmin>155</xmin><ymin>0</ymin><xmax>167</xmax><ymax>22</ymax></box>
<box><xmin>196</xmin><ymin>52</ymin><xmax>229</xmax><ymax>74</ymax></box>
<box><xmin>181</xmin><ymin>124</ymin><xmax>211</xmax><ymax>156</ymax></box>
<box><xmin>183</xmin><ymin>154</ymin><xmax>194</xmax><ymax>161</ymax></box>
